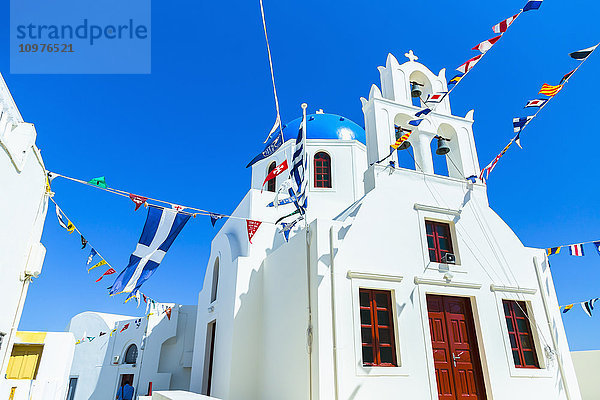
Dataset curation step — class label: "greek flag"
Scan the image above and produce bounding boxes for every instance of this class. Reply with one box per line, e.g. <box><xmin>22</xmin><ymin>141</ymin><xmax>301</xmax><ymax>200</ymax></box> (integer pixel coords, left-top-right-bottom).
<box><xmin>110</xmin><ymin>206</ymin><xmax>190</xmax><ymax>295</ymax></box>
<box><xmin>289</xmin><ymin>112</ymin><xmax>308</xmax><ymax>211</ymax></box>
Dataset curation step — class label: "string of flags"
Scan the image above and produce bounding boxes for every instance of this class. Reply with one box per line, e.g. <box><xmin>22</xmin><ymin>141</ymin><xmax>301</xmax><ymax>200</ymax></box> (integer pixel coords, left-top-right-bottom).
<box><xmin>380</xmin><ymin>0</ymin><xmax>541</xmax><ymax>153</ymax></box>
<box><xmin>75</xmin><ymin>301</ymin><xmax>174</xmax><ymax>344</ymax></box>
<box><xmin>547</xmin><ymin>240</ymin><xmax>600</xmax><ymax>257</ymax></box>
<box><xmin>479</xmin><ymin>42</ymin><xmax>599</xmax><ymax>181</ymax></box>
<box><xmin>560</xmin><ymin>298</ymin><xmax>599</xmax><ymax>317</ymax></box>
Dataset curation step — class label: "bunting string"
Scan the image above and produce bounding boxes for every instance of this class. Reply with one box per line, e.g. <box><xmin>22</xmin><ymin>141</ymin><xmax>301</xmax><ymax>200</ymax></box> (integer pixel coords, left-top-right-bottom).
<box><xmin>546</xmin><ymin>239</ymin><xmax>600</xmax><ymax>257</ymax></box>
<box><xmin>560</xmin><ymin>297</ymin><xmax>599</xmax><ymax>317</ymax></box>
<box><xmin>479</xmin><ymin>41</ymin><xmax>599</xmax><ymax>181</ymax></box>
<box><xmin>49</xmin><ymin>172</ymin><xmax>279</xmax><ymax>226</ymax></box>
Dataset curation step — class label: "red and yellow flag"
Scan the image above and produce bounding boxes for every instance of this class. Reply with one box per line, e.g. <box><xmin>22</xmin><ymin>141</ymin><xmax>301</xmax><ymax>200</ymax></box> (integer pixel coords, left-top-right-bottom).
<box><xmin>391</xmin><ymin>131</ymin><xmax>412</xmax><ymax>150</ymax></box>
<box><xmin>539</xmin><ymin>83</ymin><xmax>563</xmax><ymax>97</ymax></box>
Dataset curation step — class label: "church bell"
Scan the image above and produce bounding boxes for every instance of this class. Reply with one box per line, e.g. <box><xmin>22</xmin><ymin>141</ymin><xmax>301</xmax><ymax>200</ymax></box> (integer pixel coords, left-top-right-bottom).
<box><xmin>436</xmin><ymin>137</ymin><xmax>450</xmax><ymax>155</ymax></box>
<box><xmin>410</xmin><ymin>81</ymin><xmax>423</xmax><ymax>98</ymax></box>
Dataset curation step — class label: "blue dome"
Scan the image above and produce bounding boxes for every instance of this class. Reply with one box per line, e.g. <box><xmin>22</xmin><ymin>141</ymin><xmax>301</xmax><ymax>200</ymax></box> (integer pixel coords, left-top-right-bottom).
<box><xmin>282</xmin><ymin>113</ymin><xmax>366</xmax><ymax>144</ymax></box>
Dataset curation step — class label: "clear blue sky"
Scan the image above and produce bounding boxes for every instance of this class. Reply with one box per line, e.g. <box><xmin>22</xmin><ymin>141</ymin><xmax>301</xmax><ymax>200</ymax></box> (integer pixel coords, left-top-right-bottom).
<box><xmin>3</xmin><ymin>0</ymin><xmax>600</xmax><ymax>350</ymax></box>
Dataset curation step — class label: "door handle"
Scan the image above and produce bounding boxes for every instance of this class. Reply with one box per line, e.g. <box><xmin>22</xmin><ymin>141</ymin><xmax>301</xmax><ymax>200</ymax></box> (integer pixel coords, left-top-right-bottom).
<box><xmin>452</xmin><ymin>352</ymin><xmax>464</xmax><ymax>367</ymax></box>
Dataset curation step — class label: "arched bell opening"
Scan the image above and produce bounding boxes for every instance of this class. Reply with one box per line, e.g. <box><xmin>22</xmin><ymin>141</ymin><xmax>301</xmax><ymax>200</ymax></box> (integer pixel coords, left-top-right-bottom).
<box><xmin>437</xmin><ymin>124</ymin><xmax>464</xmax><ymax>179</ymax></box>
<box><xmin>392</xmin><ymin>113</ymin><xmax>418</xmax><ymax>171</ymax></box>
<box><xmin>430</xmin><ymin>137</ymin><xmax>450</xmax><ymax>177</ymax></box>
<box><xmin>408</xmin><ymin>71</ymin><xmax>433</xmax><ymax>108</ymax></box>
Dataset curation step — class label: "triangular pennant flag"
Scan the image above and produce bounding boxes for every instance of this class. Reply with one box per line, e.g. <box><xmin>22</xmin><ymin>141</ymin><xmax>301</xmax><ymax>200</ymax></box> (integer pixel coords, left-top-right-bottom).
<box><xmin>87</xmin><ymin>249</ymin><xmax>97</xmax><ymax>265</ymax></box>
<box><xmin>569</xmin><ymin>44</ymin><xmax>598</xmax><ymax>60</ymax></box>
<box><xmin>593</xmin><ymin>241</ymin><xmax>600</xmax><ymax>256</ymax></box>
<box><xmin>472</xmin><ymin>35</ymin><xmax>501</xmax><ymax>53</ymax></box>
<box><xmin>560</xmin><ymin>69</ymin><xmax>576</xmax><ymax>85</ymax></box>
<box><xmin>88</xmin><ymin>176</ymin><xmax>107</xmax><ymax>189</ymax></box>
<box><xmin>88</xmin><ymin>259</ymin><xmax>107</xmax><ymax>273</ymax></box>
<box><xmin>109</xmin><ymin>328</ymin><xmax>117</xmax><ymax>337</ymax></box>
<box><xmin>562</xmin><ymin>304</ymin><xmax>574</xmax><ymax>313</ymax></box>
<box><xmin>262</xmin><ymin>160</ymin><xmax>289</xmax><ymax>191</ymax></box>
<box><xmin>95</xmin><ymin>267</ymin><xmax>116</xmax><ymax>282</ymax></box>
<box><xmin>415</xmin><ymin>108</ymin><xmax>432</xmax><ymax>118</ymax></box>
<box><xmin>581</xmin><ymin>299</ymin><xmax>597</xmax><ymax>317</ymax></box>
<box><xmin>67</xmin><ymin>221</ymin><xmax>75</xmax><ymax>234</ymax></box>
<box><xmin>81</xmin><ymin>236</ymin><xmax>88</xmax><ymax>249</ymax></box>
<box><xmin>120</xmin><ymin>323</ymin><xmax>130</xmax><ymax>333</ymax></box>
<box><xmin>492</xmin><ymin>13</ymin><xmax>519</xmax><ymax>34</ymax></box>
<box><xmin>165</xmin><ymin>307</ymin><xmax>172</xmax><ymax>320</ymax></box>
<box><xmin>456</xmin><ymin>54</ymin><xmax>483</xmax><ymax>74</ymax></box>
<box><xmin>263</xmin><ymin>114</ymin><xmax>281</xmax><ymax>143</ymax></box>
<box><xmin>99</xmin><ymin>332</ymin><xmax>106</xmax><ymax>336</ymax></box>
<box><xmin>280</xmin><ymin>218</ymin><xmax>301</xmax><ymax>242</ymax></box>
<box><xmin>209</xmin><ymin>213</ymin><xmax>225</xmax><ymax>227</ymax></box>
<box><xmin>275</xmin><ymin>209</ymin><xmax>300</xmax><ymax>225</ymax></box>
<box><xmin>523</xmin><ymin>0</ymin><xmax>543</xmax><ymax>12</ymax></box>
<box><xmin>246</xmin><ymin>220</ymin><xmax>262</xmax><ymax>244</ymax></box>
<box><xmin>87</xmin><ymin>336</ymin><xmax>95</xmax><ymax>342</ymax></box>
<box><xmin>55</xmin><ymin>204</ymin><xmax>74</xmax><ymax>233</ymax></box>
<box><xmin>129</xmin><ymin>194</ymin><xmax>148</xmax><ymax>211</ymax></box>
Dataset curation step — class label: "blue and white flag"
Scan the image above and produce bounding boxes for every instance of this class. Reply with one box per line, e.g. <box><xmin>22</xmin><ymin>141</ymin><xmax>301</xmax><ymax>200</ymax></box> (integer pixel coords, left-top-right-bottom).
<box><xmin>209</xmin><ymin>213</ymin><xmax>225</xmax><ymax>227</ymax></box>
<box><xmin>87</xmin><ymin>249</ymin><xmax>98</xmax><ymax>265</ymax></box>
<box><xmin>581</xmin><ymin>298</ymin><xmax>598</xmax><ymax>317</ymax></box>
<box><xmin>523</xmin><ymin>0</ymin><xmax>543</xmax><ymax>11</ymax></box>
<box><xmin>408</xmin><ymin>119</ymin><xmax>423</xmax><ymax>127</ymax></box>
<box><xmin>513</xmin><ymin>116</ymin><xmax>533</xmax><ymax>133</ymax></box>
<box><xmin>593</xmin><ymin>241</ymin><xmax>600</xmax><ymax>255</ymax></box>
<box><xmin>246</xmin><ymin>132</ymin><xmax>284</xmax><ymax>168</ymax></box>
<box><xmin>110</xmin><ymin>206</ymin><xmax>190</xmax><ymax>295</ymax></box>
<box><xmin>289</xmin><ymin>111</ymin><xmax>308</xmax><ymax>211</ymax></box>
<box><xmin>267</xmin><ymin>194</ymin><xmax>297</xmax><ymax>207</ymax></box>
<box><xmin>280</xmin><ymin>218</ymin><xmax>301</xmax><ymax>242</ymax></box>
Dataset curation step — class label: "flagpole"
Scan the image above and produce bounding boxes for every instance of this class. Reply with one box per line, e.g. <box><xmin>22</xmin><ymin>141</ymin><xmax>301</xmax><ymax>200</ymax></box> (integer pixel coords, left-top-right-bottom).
<box><xmin>259</xmin><ymin>0</ymin><xmax>284</xmax><ymax>143</ymax></box>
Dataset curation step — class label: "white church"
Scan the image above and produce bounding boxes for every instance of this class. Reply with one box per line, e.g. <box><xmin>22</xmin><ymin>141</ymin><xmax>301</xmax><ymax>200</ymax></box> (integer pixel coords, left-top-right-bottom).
<box><xmin>0</xmin><ymin>52</ymin><xmax>586</xmax><ymax>400</ymax></box>
<box><xmin>183</xmin><ymin>52</ymin><xmax>581</xmax><ymax>400</ymax></box>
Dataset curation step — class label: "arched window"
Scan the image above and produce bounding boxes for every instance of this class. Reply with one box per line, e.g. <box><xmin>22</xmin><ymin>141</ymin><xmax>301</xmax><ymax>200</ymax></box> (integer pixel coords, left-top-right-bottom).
<box><xmin>314</xmin><ymin>152</ymin><xmax>332</xmax><ymax>188</ymax></box>
<box><xmin>266</xmin><ymin>162</ymin><xmax>277</xmax><ymax>192</ymax></box>
<box><xmin>124</xmin><ymin>344</ymin><xmax>138</xmax><ymax>364</ymax></box>
<box><xmin>210</xmin><ymin>258</ymin><xmax>219</xmax><ymax>303</ymax></box>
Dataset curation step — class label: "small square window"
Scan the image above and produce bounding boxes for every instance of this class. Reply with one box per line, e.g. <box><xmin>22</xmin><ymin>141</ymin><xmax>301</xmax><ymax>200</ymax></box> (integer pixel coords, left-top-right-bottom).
<box><xmin>425</xmin><ymin>220</ymin><xmax>454</xmax><ymax>263</ymax></box>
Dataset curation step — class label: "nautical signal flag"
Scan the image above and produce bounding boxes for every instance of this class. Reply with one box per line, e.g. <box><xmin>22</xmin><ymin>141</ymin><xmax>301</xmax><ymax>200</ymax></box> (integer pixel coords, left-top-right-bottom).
<box><xmin>88</xmin><ymin>176</ymin><xmax>107</xmax><ymax>189</ymax></box>
<box><xmin>426</xmin><ymin>92</ymin><xmax>448</xmax><ymax>103</ymax></box>
<box><xmin>448</xmin><ymin>74</ymin><xmax>463</xmax><ymax>86</ymax></box>
<box><xmin>120</xmin><ymin>323</ymin><xmax>130</xmax><ymax>333</ymax></box>
<box><xmin>492</xmin><ymin>14</ymin><xmax>519</xmax><ymax>34</ymax></box>
<box><xmin>247</xmin><ymin>220</ymin><xmax>262</xmax><ymax>243</ymax></box>
<box><xmin>472</xmin><ymin>35</ymin><xmax>501</xmax><ymax>53</ymax></box>
<box><xmin>539</xmin><ymin>84</ymin><xmax>563</xmax><ymax>97</ymax></box>
<box><xmin>563</xmin><ymin>304</ymin><xmax>574</xmax><ymax>313</ymax></box>
<box><xmin>88</xmin><ymin>259</ymin><xmax>107</xmax><ymax>273</ymax></box>
<box><xmin>129</xmin><ymin>194</ymin><xmax>148</xmax><ymax>211</ymax></box>
<box><xmin>456</xmin><ymin>54</ymin><xmax>482</xmax><ymax>74</ymax></box>
<box><xmin>560</xmin><ymin>69</ymin><xmax>576</xmax><ymax>85</ymax></box>
<box><xmin>87</xmin><ymin>249</ymin><xmax>97</xmax><ymax>265</ymax></box>
<box><xmin>547</xmin><ymin>247</ymin><xmax>561</xmax><ymax>256</ymax></box>
<box><xmin>246</xmin><ymin>131</ymin><xmax>284</xmax><ymax>168</ymax></box>
<box><xmin>81</xmin><ymin>236</ymin><xmax>88</xmax><ymax>249</ymax></box>
<box><xmin>55</xmin><ymin>204</ymin><xmax>75</xmax><ymax>234</ymax></box>
<box><xmin>391</xmin><ymin>130</ymin><xmax>412</xmax><ymax>150</ymax></box>
<box><xmin>262</xmin><ymin>160</ymin><xmax>288</xmax><ymax>190</ymax></box>
<box><xmin>209</xmin><ymin>213</ymin><xmax>225</xmax><ymax>227</ymax></box>
<box><xmin>524</xmin><ymin>99</ymin><xmax>548</xmax><ymax>108</ymax></box>
<box><xmin>569</xmin><ymin>243</ymin><xmax>584</xmax><ymax>256</ymax></box>
<box><xmin>523</xmin><ymin>0</ymin><xmax>543</xmax><ymax>12</ymax></box>
<box><xmin>594</xmin><ymin>241</ymin><xmax>600</xmax><ymax>255</ymax></box>
<box><xmin>569</xmin><ymin>44</ymin><xmax>598</xmax><ymax>60</ymax></box>
<box><xmin>408</xmin><ymin>119</ymin><xmax>423</xmax><ymax>127</ymax></box>
<box><xmin>415</xmin><ymin>108</ymin><xmax>432</xmax><ymax>117</ymax></box>
<box><xmin>582</xmin><ymin>298</ymin><xmax>598</xmax><ymax>317</ymax></box>
<box><xmin>513</xmin><ymin>116</ymin><xmax>533</xmax><ymax>133</ymax></box>
<box><xmin>165</xmin><ymin>307</ymin><xmax>172</xmax><ymax>320</ymax></box>
<box><xmin>96</xmin><ymin>268</ymin><xmax>116</xmax><ymax>282</ymax></box>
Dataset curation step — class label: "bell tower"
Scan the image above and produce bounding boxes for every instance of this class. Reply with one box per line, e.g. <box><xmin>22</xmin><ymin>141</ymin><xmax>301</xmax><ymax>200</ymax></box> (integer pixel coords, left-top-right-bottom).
<box><xmin>361</xmin><ymin>51</ymin><xmax>480</xmax><ymax>181</ymax></box>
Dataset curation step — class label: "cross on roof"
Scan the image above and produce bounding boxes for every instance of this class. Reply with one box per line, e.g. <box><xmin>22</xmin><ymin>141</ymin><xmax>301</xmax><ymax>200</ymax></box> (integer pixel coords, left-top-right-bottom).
<box><xmin>404</xmin><ymin>50</ymin><xmax>418</xmax><ymax>62</ymax></box>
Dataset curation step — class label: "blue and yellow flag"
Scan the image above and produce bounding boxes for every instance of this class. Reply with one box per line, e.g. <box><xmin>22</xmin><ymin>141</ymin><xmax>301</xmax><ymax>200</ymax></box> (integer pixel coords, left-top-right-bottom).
<box><xmin>448</xmin><ymin>74</ymin><xmax>463</xmax><ymax>86</ymax></box>
<box><xmin>562</xmin><ymin>304</ymin><xmax>574</xmax><ymax>313</ymax></box>
<box><xmin>547</xmin><ymin>247</ymin><xmax>561</xmax><ymax>256</ymax></box>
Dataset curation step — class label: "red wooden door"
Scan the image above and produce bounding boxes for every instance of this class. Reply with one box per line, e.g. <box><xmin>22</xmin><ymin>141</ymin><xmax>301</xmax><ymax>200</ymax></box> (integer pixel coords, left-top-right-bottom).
<box><xmin>427</xmin><ymin>295</ymin><xmax>486</xmax><ymax>400</ymax></box>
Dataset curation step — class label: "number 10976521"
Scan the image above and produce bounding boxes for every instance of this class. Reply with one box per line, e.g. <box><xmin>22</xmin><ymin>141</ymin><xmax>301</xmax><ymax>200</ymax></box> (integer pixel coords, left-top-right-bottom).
<box><xmin>18</xmin><ymin>43</ymin><xmax>74</xmax><ymax>53</ymax></box>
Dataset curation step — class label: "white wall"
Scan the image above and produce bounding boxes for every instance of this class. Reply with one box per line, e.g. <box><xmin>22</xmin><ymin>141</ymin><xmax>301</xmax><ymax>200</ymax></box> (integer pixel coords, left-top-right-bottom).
<box><xmin>571</xmin><ymin>350</ymin><xmax>600</xmax><ymax>400</ymax></box>
<box><xmin>0</xmin><ymin>73</ymin><xmax>48</xmax><ymax>380</ymax></box>
<box><xmin>68</xmin><ymin>306</ymin><xmax>196</xmax><ymax>400</ymax></box>
<box><xmin>1</xmin><ymin>332</ymin><xmax>75</xmax><ymax>400</ymax></box>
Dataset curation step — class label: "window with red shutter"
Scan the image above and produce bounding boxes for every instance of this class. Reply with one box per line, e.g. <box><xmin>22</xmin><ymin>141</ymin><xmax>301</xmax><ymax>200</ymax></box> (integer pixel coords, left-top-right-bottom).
<box><xmin>266</xmin><ymin>161</ymin><xmax>276</xmax><ymax>192</ymax></box>
<box><xmin>502</xmin><ymin>300</ymin><xmax>539</xmax><ymax>368</ymax></box>
<box><xmin>314</xmin><ymin>152</ymin><xmax>332</xmax><ymax>188</ymax></box>
<box><xmin>425</xmin><ymin>220</ymin><xmax>454</xmax><ymax>263</ymax></box>
<box><xmin>359</xmin><ymin>289</ymin><xmax>397</xmax><ymax>367</ymax></box>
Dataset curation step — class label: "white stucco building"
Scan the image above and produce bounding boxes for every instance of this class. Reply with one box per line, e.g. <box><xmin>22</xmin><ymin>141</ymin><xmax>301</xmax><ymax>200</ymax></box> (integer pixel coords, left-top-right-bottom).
<box><xmin>182</xmin><ymin>52</ymin><xmax>581</xmax><ymax>400</ymax></box>
<box><xmin>2</xmin><ymin>331</ymin><xmax>75</xmax><ymax>400</ymax></box>
<box><xmin>66</xmin><ymin>304</ymin><xmax>196</xmax><ymax>400</ymax></box>
<box><xmin>0</xmin><ymin>74</ymin><xmax>49</xmax><ymax>387</ymax></box>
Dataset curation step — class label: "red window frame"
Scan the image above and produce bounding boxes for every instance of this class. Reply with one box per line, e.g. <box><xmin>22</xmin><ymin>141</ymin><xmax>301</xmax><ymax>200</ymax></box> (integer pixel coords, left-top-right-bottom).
<box><xmin>425</xmin><ymin>220</ymin><xmax>454</xmax><ymax>263</ymax></box>
<box><xmin>359</xmin><ymin>289</ymin><xmax>397</xmax><ymax>367</ymax></box>
<box><xmin>502</xmin><ymin>300</ymin><xmax>539</xmax><ymax>369</ymax></box>
<box><xmin>314</xmin><ymin>152</ymin><xmax>332</xmax><ymax>188</ymax></box>
<box><xmin>266</xmin><ymin>162</ymin><xmax>277</xmax><ymax>192</ymax></box>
